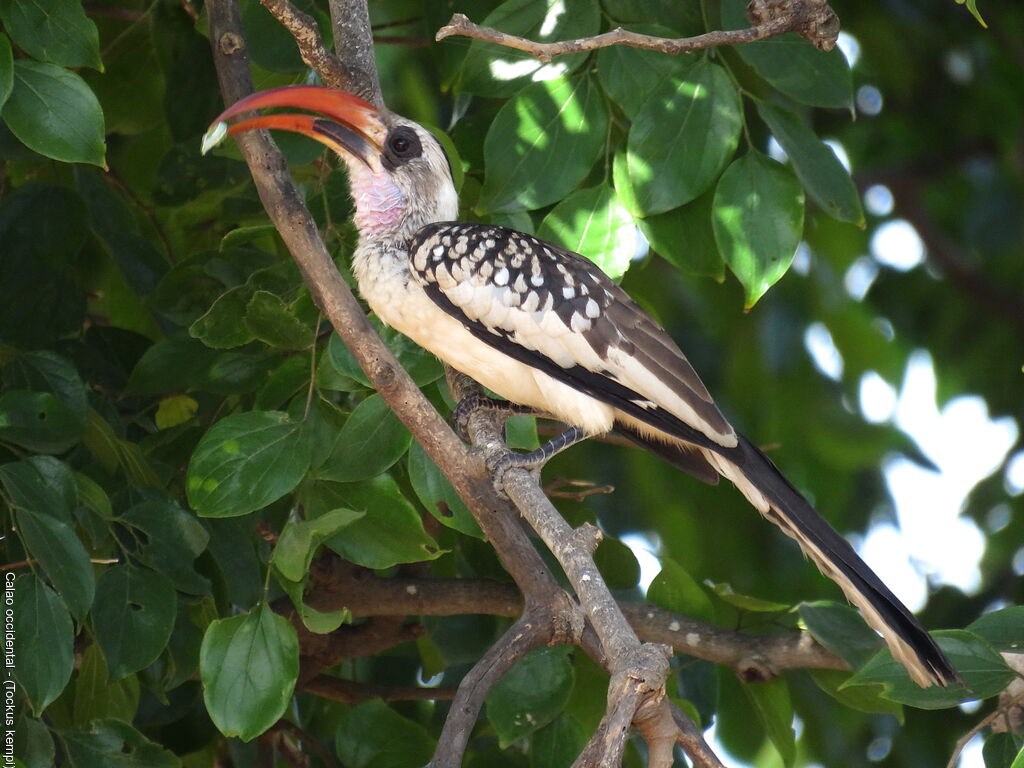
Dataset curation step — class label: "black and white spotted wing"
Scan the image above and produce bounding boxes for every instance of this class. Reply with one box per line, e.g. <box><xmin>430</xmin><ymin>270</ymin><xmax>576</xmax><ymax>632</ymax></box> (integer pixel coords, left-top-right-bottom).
<box><xmin>407</xmin><ymin>222</ymin><xmax>737</xmax><ymax>450</ymax></box>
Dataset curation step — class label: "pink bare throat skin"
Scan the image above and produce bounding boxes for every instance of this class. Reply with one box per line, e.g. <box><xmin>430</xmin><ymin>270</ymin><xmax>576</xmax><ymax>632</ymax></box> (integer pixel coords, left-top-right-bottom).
<box><xmin>350</xmin><ymin>166</ymin><xmax>406</xmax><ymax>238</ymax></box>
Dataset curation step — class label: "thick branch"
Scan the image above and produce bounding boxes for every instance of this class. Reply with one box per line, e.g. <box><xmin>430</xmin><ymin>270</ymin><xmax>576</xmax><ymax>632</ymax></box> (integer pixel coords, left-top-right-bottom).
<box><xmin>326</xmin><ymin>0</ymin><xmax>382</xmax><ymax>107</ymax></box>
<box><xmin>303</xmin><ymin>566</ymin><xmax>848</xmax><ymax>678</ymax></box>
<box><xmin>436</xmin><ymin>0</ymin><xmax>841</xmax><ymax>62</ymax></box>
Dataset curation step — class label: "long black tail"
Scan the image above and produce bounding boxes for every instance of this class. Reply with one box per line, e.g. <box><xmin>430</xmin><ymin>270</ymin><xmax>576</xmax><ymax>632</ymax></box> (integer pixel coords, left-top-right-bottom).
<box><xmin>622</xmin><ymin>423</ymin><xmax>959</xmax><ymax>687</ymax></box>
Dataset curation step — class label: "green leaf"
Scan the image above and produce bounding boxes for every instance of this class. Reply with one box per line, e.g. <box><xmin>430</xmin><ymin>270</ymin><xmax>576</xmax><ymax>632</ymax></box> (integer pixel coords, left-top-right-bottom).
<box><xmin>59</xmin><ymin>719</ymin><xmax>179</xmax><ymax>768</ymax></box>
<box><xmin>11</xmin><ymin>574</ymin><xmax>74</xmax><ymax>715</ymax></box>
<box><xmin>187</xmin><ymin>410</ymin><xmax>313</xmax><ymax>517</ymax></box>
<box><xmin>92</xmin><ymin>564</ymin><xmax>177</xmax><ymax>678</ymax></box>
<box><xmin>200</xmin><ymin>603</ymin><xmax>299</xmax><ymax>741</ymax></box>
<box><xmin>407</xmin><ymin>442</ymin><xmax>482</xmax><ymax>538</ymax></box>
<box><xmin>155</xmin><ymin>394</ymin><xmax>199</xmax><ymax>430</ymax></box>
<box><xmin>741</xmin><ymin>678</ymin><xmax>795</xmax><ymax>767</ymax></box>
<box><xmin>638</xmin><ymin>188</ymin><xmax>724</xmax><ymax>279</ymax></box>
<box><xmin>118</xmin><ymin>500</ymin><xmax>211</xmax><ymax>595</ymax></box>
<box><xmin>321</xmin><ymin>474</ymin><xmax>445</xmax><ymax>569</ymax></box>
<box><xmin>244</xmin><ymin>290</ymin><xmax>315</xmax><ymax>349</ymax></box>
<box><xmin>73</xmin><ymin>644</ymin><xmax>140</xmax><ymax>729</ymax></box>
<box><xmin>2</xmin><ymin>60</ymin><xmax>105</xmax><ymax>166</ymax></box>
<box><xmin>487</xmin><ymin>646</ymin><xmax>574</xmax><ymax>747</ymax></box>
<box><xmin>955</xmin><ymin>0</ymin><xmax>987</xmax><ymax>27</ymax></box>
<box><xmin>722</xmin><ymin>0</ymin><xmax>852</xmax><ymax>109</ymax></box>
<box><xmin>809</xmin><ymin>669</ymin><xmax>904</xmax><ymax>718</ymax></box>
<box><xmin>710</xmin><ymin>582</ymin><xmax>790</xmax><ymax>612</ymax></box>
<box><xmin>458</xmin><ymin>0</ymin><xmax>599</xmax><ymax>97</ymax></box>
<box><xmin>757</xmin><ymin>102</ymin><xmax>863</xmax><ymax>225</ymax></box>
<box><xmin>15</xmin><ymin>713</ymin><xmax>56</xmax><ymax>768</ymax></box>
<box><xmin>0</xmin><ymin>390</ymin><xmax>83</xmax><ymax>453</ymax></box>
<box><xmin>2</xmin><ymin>461</ymin><xmax>94</xmax><ymax>619</ymax></box>
<box><xmin>620</xmin><ymin>59</ymin><xmax>742</xmax><ymax>215</ymax></box>
<box><xmin>530</xmin><ymin>714</ymin><xmax>586</xmax><ymax>768</ymax></box>
<box><xmin>316</xmin><ymin>394</ymin><xmax>412</xmax><ymax>483</ymax></box>
<box><xmin>798</xmin><ymin>600</ymin><xmax>883</xmax><ymax>669</ymax></box>
<box><xmin>596</xmin><ymin>24</ymin><xmax>698</xmax><ymax>118</ymax></box>
<box><xmin>647</xmin><ymin>557</ymin><xmax>715</xmax><ymax>623</ymax></box>
<box><xmin>0</xmin><ymin>34</ymin><xmax>11</xmax><ymax>110</ymax></box>
<box><xmin>127</xmin><ymin>334</ymin><xmax>219</xmax><ymax>394</ymax></box>
<box><xmin>967</xmin><ymin>606</ymin><xmax>1024</xmax><ymax>651</ymax></box>
<box><xmin>601</xmin><ymin>0</ymin><xmax>702</xmax><ymax>34</ymax></box>
<box><xmin>272</xmin><ymin>508</ymin><xmax>365</xmax><ymax>582</ymax></box>
<box><xmin>277</xmin><ymin>575</ymin><xmax>351</xmax><ymax>634</ymax></box>
<box><xmin>538</xmin><ymin>185</ymin><xmax>637</xmax><ymax>280</ymax></box>
<box><xmin>0</xmin><ymin>0</ymin><xmax>101</xmax><ymax>69</ymax></box>
<box><xmin>592</xmin><ymin>537</ymin><xmax>640</xmax><ymax>591</ymax></box>
<box><xmin>843</xmin><ymin>630</ymin><xmax>1015</xmax><ymax>709</ymax></box>
<box><xmin>984</xmin><ymin>734</ymin><xmax>1021</xmax><ymax>768</ymax></box>
<box><xmin>325</xmin><ymin>323</ymin><xmax>442</xmax><ymax>390</ymax></box>
<box><xmin>335</xmin><ymin>699</ymin><xmax>436</xmax><ymax>768</ymax></box>
<box><xmin>478</xmin><ymin>76</ymin><xmax>608</xmax><ymax>214</ymax></box>
<box><xmin>189</xmin><ymin>285</ymin><xmax>256</xmax><ymax>349</ymax></box>
<box><xmin>713</xmin><ymin>150</ymin><xmax>805</xmax><ymax>307</ymax></box>
<box><xmin>2</xmin><ymin>350</ymin><xmax>88</xmax><ymax>421</ymax></box>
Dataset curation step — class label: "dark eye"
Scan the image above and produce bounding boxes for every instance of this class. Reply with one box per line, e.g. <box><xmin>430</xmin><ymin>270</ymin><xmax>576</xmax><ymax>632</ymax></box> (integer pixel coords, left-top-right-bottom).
<box><xmin>383</xmin><ymin>126</ymin><xmax>422</xmax><ymax>169</ymax></box>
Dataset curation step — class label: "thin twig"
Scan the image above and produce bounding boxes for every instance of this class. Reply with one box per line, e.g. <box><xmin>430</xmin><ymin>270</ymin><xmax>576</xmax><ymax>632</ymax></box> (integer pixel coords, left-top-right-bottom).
<box><xmin>435</xmin><ymin>0</ymin><xmax>841</xmax><ymax>62</ymax></box>
<box><xmin>946</xmin><ymin>690</ymin><xmax>1024</xmax><ymax>768</ymax></box>
<box><xmin>260</xmin><ymin>0</ymin><xmax>349</xmax><ymax>90</ymax></box>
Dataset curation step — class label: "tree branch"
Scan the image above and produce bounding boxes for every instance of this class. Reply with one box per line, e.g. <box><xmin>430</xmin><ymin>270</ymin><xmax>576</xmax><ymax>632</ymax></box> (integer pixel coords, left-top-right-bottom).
<box><xmin>326</xmin><ymin>0</ymin><xmax>382</xmax><ymax>107</ymax></box>
<box><xmin>259</xmin><ymin>0</ymin><xmax>349</xmax><ymax>90</ymax></box>
<box><xmin>448</xmin><ymin>372</ymin><xmax>720</xmax><ymax>767</ymax></box>
<box><xmin>302</xmin><ymin>564</ymin><xmax>849</xmax><ymax>677</ymax></box>
<box><xmin>435</xmin><ymin>0</ymin><xmax>841</xmax><ymax>62</ymax></box>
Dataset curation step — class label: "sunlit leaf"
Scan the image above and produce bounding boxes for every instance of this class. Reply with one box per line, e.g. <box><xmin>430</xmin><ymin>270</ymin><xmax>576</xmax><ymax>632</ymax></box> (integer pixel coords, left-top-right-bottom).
<box><xmin>458</xmin><ymin>0</ymin><xmax>599</xmax><ymax>97</ymax></box>
<box><xmin>620</xmin><ymin>59</ymin><xmax>742</xmax><ymax>215</ymax></box>
<box><xmin>722</xmin><ymin>0</ymin><xmax>853</xmax><ymax>109</ymax></box>
<box><xmin>479</xmin><ymin>76</ymin><xmax>607</xmax><ymax>214</ymax></box>
<box><xmin>538</xmin><ymin>185</ymin><xmax>637</xmax><ymax>280</ymax></box>
<box><xmin>713</xmin><ymin>150</ymin><xmax>804</xmax><ymax>307</ymax></box>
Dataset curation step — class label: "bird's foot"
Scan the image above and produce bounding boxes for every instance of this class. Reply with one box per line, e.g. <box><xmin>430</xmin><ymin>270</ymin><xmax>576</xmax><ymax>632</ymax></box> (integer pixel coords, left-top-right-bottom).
<box><xmin>486</xmin><ymin>426</ymin><xmax>590</xmax><ymax>495</ymax></box>
<box><xmin>451</xmin><ymin>393</ymin><xmax>538</xmax><ymax>443</ymax></box>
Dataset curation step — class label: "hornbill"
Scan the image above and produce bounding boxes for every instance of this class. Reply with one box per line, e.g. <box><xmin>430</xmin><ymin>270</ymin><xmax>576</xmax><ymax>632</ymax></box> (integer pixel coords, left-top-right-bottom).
<box><xmin>204</xmin><ymin>85</ymin><xmax>959</xmax><ymax>688</ymax></box>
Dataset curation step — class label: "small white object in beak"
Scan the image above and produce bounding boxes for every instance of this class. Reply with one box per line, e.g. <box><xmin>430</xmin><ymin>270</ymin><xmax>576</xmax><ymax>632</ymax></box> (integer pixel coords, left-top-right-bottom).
<box><xmin>200</xmin><ymin>121</ymin><xmax>229</xmax><ymax>155</ymax></box>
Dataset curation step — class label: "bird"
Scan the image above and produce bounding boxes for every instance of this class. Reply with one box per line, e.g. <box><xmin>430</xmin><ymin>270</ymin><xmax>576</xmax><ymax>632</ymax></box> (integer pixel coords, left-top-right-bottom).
<box><xmin>204</xmin><ymin>85</ymin><xmax>959</xmax><ymax>688</ymax></box>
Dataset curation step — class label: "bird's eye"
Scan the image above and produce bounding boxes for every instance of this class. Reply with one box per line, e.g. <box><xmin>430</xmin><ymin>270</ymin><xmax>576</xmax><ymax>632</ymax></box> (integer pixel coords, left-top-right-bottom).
<box><xmin>384</xmin><ymin>126</ymin><xmax>422</xmax><ymax>167</ymax></box>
